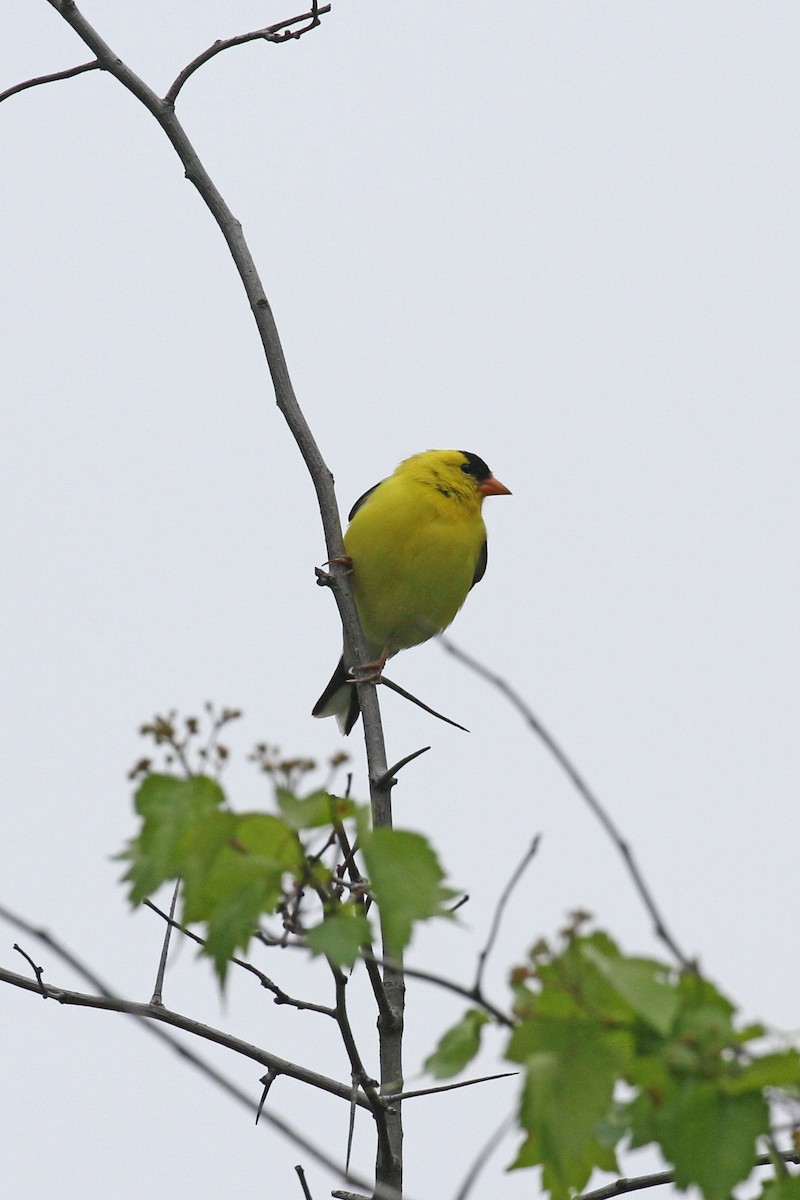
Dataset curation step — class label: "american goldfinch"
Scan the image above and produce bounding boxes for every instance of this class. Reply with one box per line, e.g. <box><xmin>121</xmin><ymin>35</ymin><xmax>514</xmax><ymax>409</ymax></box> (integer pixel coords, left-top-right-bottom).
<box><xmin>312</xmin><ymin>449</ymin><xmax>511</xmax><ymax>734</ymax></box>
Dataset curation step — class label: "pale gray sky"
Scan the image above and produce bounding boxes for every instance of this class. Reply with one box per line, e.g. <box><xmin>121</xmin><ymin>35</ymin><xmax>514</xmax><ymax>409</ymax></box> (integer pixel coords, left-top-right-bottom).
<box><xmin>2</xmin><ymin>3</ymin><xmax>799</xmax><ymax>1198</ymax></box>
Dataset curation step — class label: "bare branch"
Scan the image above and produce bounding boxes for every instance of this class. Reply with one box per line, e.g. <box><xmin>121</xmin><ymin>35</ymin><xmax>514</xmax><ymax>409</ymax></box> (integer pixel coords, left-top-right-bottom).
<box><xmin>441</xmin><ymin>636</ymin><xmax>694</xmax><ymax>970</ymax></box>
<box><xmin>0</xmin><ymin>59</ymin><xmax>100</xmax><ymax>105</ymax></box>
<box><xmin>474</xmin><ymin>836</ymin><xmax>541</xmax><ymax>995</ymax></box>
<box><xmin>0</xmin><ymin>903</ymin><xmax>302</xmax><ymax>1118</ymax></box>
<box><xmin>0</xmin><ymin>963</ymin><xmax>372</xmax><ymax>1109</ymax></box>
<box><xmin>367</xmin><ymin>954</ymin><xmax>514</xmax><ymax>1029</ymax></box>
<box><xmin>164</xmin><ymin>4</ymin><xmax>331</xmax><ymax>105</ymax></box>
<box><xmin>577</xmin><ymin>1155</ymin><xmax>800</xmax><ymax>1200</ymax></box>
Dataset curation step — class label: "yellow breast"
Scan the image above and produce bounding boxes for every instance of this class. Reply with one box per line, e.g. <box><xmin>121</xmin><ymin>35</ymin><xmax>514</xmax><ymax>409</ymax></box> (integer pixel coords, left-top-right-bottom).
<box><xmin>344</xmin><ymin>472</ymin><xmax>486</xmax><ymax>659</ymax></box>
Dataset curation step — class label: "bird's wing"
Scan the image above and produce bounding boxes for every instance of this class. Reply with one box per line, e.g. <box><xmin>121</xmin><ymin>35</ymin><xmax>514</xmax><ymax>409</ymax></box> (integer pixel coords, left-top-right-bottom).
<box><xmin>348</xmin><ymin>481</ymin><xmax>383</xmax><ymax>522</ymax></box>
<box><xmin>470</xmin><ymin>539</ymin><xmax>488</xmax><ymax>590</ymax></box>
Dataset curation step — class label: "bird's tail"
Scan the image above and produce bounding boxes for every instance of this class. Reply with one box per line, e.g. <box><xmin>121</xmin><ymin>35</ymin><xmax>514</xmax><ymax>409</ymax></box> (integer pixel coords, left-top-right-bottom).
<box><xmin>311</xmin><ymin>656</ymin><xmax>361</xmax><ymax>735</ymax></box>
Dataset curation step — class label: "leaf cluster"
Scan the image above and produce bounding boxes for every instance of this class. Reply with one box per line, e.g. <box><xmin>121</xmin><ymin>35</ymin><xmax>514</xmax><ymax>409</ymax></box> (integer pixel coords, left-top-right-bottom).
<box><xmin>427</xmin><ymin>918</ymin><xmax>800</xmax><ymax>1200</ymax></box>
<box><xmin>119</xmin><ymin>770</ymin><xmax>455</xmax><ymax>982</ymax></box>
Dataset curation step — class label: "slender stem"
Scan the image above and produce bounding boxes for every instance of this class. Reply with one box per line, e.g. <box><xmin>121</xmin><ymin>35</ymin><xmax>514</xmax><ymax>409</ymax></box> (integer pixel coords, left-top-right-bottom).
<box><xmin>577</xmin><ymin>1155</ymin><xmax>800</xmax><ymax>1200</ymax></box>
<box><xmin>441</xmin><ymin>636</ymin><xmax>693</xmax><ymax>970</ymax></box>
<box><xmin>368</xmin><ymin>955</ymin><xmax>513</xmax><ymax>1028</ymax></box>
<box><xmin>0</xmin><ymin>58</ymin><xmax>100</xmax><ymax>104</ymax></box>
<box><xmin>331</xmin><ymin>967</ymin><xmax>393</xmax><ymax>1173</ymax></box>
<box><xmin>165</xmin><ymin>5</ymin><xmax>331</xmax><ymax>104</ymax></box>
<box><xmin>474</xmin><ymin>836</ymin><xmax>540</xmax><ymax>995</ymax></box>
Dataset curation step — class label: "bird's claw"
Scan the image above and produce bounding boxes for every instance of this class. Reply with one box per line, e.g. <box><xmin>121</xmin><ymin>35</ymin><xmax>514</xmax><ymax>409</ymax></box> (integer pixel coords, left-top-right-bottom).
<box><xmin>315</xmin><ymin>555</ymin><xmax>354</xmax><ymax>589</ymax></box>
<box><xmin>347</xmin><ymin>655</ymin><xmax>388</xmax><ymax>686</ymax></box>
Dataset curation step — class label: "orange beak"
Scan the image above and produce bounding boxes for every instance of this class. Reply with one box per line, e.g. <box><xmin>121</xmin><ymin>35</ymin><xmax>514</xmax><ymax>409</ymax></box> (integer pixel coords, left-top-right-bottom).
<box><xmin>477</xmin><ymin>475</ymin><xmax>512</xmax><ymax>497</ymax></box>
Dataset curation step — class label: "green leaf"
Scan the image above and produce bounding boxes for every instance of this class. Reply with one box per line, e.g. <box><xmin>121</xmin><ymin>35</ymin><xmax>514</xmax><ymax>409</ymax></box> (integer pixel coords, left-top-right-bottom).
<box><xmin>119</xmin><ymin>774</ymin><xmax>225</xmax><ymax>903</ymax></box>
<box><xmin>580</xmin><ymin>942</ymin><xmax>680</xmax><ymax>1035</ymax></box>
<box><xmin>424</xmin><ymin>1009</ymin><xmax>490</xmax><ymax>1080</ymax></box>
<box><xmin>276</xmin><ymin>787</ymin><xmax>355</xmax><ymax>830</ymax></box>
<box><xmin>179</xmin><ymin>811</ymin><xmax>303</xmax><ymax>982</ymax></box>
<box><xmin>361</xmin><ymin>828</ymin><xmax>456</xmax><ymax>958</ymax></box>
<box><xmin>507</xmin><ymin>1018</ymin><xmax>628</xmax><ymax>1196</ymax></box>
<box><xmin>645</xmin><ymin>1080</ymin><xmax>768</xmax><ymax>1200</ymax></box>
<box><xmin>724</xmin><ymin>1050</ymin><xmax>800</xmax><ymax>1095</ymax></box>
<box><xmin>306</xmin><ymin>907</ymin><xmax>372</xmax><ymax>968</ymax></box>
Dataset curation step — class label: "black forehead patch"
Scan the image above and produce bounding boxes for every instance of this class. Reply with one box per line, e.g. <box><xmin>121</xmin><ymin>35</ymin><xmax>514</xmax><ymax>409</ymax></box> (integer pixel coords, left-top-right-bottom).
<box><xmin>459</xmin><ymin>451</ymin><xmax>492</xmax><ymax>482</ymax></box>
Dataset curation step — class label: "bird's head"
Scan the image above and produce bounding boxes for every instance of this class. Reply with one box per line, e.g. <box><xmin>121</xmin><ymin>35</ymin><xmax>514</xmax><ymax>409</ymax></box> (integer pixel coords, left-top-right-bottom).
<box><xmin>397</xmin><ymin>449</ymin><xmax>511</xmax><ymax>504</ymax></box>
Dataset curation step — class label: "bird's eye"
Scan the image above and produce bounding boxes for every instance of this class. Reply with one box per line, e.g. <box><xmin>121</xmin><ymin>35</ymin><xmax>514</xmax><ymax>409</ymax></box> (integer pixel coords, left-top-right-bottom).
<box><xmin>459</xmin><ymin>451</ymin><xmax>492</xmax><ymax>482</ymax></box>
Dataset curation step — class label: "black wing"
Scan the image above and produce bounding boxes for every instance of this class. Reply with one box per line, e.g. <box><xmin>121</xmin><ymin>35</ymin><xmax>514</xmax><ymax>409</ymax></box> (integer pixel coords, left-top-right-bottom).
<box><xmin>348</xmin><ymin>480</ymin><xmax>383</xmax><ymax>522</ymax></box>
<box><xmin>471</xmin><ymin>539</ymin><xmax>488</xmax><ymax>590</ymax></box>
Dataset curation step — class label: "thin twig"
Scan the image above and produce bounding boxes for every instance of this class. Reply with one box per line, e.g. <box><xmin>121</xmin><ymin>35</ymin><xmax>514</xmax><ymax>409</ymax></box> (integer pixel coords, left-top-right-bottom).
<box><xmin>295</xmin><ymin>1164</ymin><xmax>314</xmax><ymax>1200</ymax></box>
<box><xmin>330</xmin><ymin>966</ymin><xmax>391</xmax><ymax>1168</ymax></box>
<box><xmin>144</xmin><ymin>899</ymin><xmax>335</xmax><ymax>1017</ymax></box>
<box><xmin>164</xmin><ymin>4</ymin><xmax>331</xmax><ymax>104</ymax></box>
<box><xmin>577</xmin><ymin>1154</ymin><xmax>800</xmax><ymax>1200</ymax></box>
<box><xmin>332</xmin><ymin>825</ymin><xmax>394</xmax><ymax>1028</ymax></box>
<box><xmin>474</xmin><ymin>836</ymin><xmax>541</xmax><ymax>995</ymax></box>
<box><xmin>0</xmin><ymin>59</ymin><xmax>100</xmax><ymax>105</ymax></box>
<box><xmin>366</xmin><ymin>954</ymin><xmax>514</xmax><ymax>1028</ymax></box>
<box><xmin>441</xmin><ymin>636</ymin><xmax>693</xmax><ymax>970</ymax></box>
<box><xmin>150</xmin><ymin>878</ymin><xmax>180</xmax><ymax>1006</ymax></box>
<box><xmin>453</xmin><ymin>1109</ymin><xmax>516</xmax><ymax>1200</ymax></box>
<box><xmin>13</xmin><ymin>943</ymin><xmax>50</xmax><ymax>995</ymax></box>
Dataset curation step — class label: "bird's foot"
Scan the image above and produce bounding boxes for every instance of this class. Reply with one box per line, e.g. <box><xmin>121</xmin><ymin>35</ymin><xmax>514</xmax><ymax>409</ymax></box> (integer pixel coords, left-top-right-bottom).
<box><xmin>348</xmin><ymin>654</ymin><xmax>388</xmax><ymax>686</ymax></box>
<box><xmin>326</xmin><ymin>554</ymin><xmax>354</xmax><ymax>572</ymax></box>
<box><xmin>314</xmin><ymin>555</ymin><xmax>354</xmax><ymax>589</ymax></box>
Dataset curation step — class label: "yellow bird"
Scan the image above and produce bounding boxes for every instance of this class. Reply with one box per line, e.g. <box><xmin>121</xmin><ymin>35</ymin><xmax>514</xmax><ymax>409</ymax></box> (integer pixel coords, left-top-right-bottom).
<box><xmin>312</xmin><ymin>449</ymin><xmax>511</xmax><ymax>734</ymax></box>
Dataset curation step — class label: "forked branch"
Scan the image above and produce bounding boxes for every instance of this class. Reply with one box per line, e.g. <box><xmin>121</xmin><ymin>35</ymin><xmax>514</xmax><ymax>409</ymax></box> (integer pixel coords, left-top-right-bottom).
<box><xmin>165</xmin><ymin>3</ymin><xmax>332</xmax><ymax>104</ymax></box>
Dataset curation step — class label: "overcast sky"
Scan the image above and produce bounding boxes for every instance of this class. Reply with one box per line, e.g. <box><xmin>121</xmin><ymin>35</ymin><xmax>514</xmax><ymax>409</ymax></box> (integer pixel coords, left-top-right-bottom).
<box><xmin>2</xmin><ymin>3</ymin><xmax>799</xmax><ymax>1198</ymax></box>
